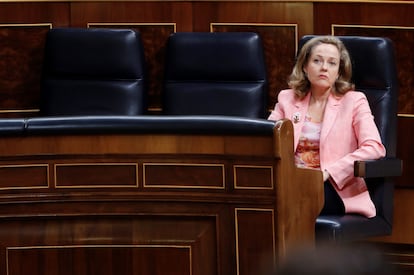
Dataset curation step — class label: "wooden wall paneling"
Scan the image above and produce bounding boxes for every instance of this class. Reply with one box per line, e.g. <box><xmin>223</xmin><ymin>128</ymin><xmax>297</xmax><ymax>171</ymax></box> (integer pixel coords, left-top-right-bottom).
<box><xmin>88</xmin><ymin>23</ymin><xmax>176</xmax><ymax>113</ymax></box>
<box><xmin>7</xmin><ymin>245</ymin><xmax>192</xmax><ymax>275</ymax></box>
<box><xmin>212</xmin><ymin>23</ymin><xmax>297</xmax><ymax>113</ymax></box>
<box><xmin>143</xmin><ymin>162</ymin><xmax>225</xmax><ymax>189</ymax></box>
<box><xmin>0</xmin><ymin>24</ymin><xmax>51</xmax><ymax>117</ymax></box>
<box><xmin>233</xmin><ymin>165</ymin><xmax>273</xmax><ymax>190</ymax></box>
<box><xmin>0</xmin><ymin>2</ymin><xmax>69</xmax><ymax>26</ymax></box>
<box><xmin>70</xmin><ymin>1</ymin><xmax>193</xmax><ymax>30</ymax></box>
<box><xmin>0</xmin><ymin>120</ymin><xmax>324</xmax><ymax>274</ymax></box>
<box><xmin>1</xmin><ymin>214</ymin><xmax>218</xmax><ymax>275</ymax></box>
<box><xmin>381</xmin><ymin>243</ymin><xmax>414</xmax><ymax>274</ymax></box>
<box><xmin>396</xmin><ymin>116</ymin><xmax>414</xmax><ymax>188</ymax></box>
<box><xmin>332</xmin><ymin>24</ymin><xmax>414</xmax><ymax>114</ymax></box>
<box><xmin>0</xmin><ymin>164</ymin><xmax>49</xmax><ymax>190</ymax></box>
<box><xmin>366</xmin><ymin>154</ymin><xmax>414</xmax><ymax>272</ymax></box>
<box><xmin>235</xmin><ymin>208</ymin><xmax>275</xmax><ymax>275</ymax></box>
<box><xmin>55</xmin><ymin>162</ymin><xmax>139</xmax><ymax>188</ymax></box>
<box><xmin>193</xmin><ymin>2</ymin><xmax>314</xmax><ymax>36</ymax></box>
<box><xmin>0</xmin><ymin>2</ymin><xmax>69</xmax><ymax>117</ymax></box>
<box><xmin>372</xmin><ymin>189</ymin><xmax>414</xmax><ymax>244</ymax></box>
<box><xmin>313</xmin><ymin>3</ymin><xmax>414</xmax><ymax>35</ymax></box>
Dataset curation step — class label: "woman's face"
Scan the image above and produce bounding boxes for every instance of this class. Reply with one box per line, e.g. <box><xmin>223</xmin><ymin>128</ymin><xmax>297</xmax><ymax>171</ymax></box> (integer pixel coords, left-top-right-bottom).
<box><xmin>303</xmin><ymin>43</ymin><xmax>340</xmax><ymax>91</ymax></box>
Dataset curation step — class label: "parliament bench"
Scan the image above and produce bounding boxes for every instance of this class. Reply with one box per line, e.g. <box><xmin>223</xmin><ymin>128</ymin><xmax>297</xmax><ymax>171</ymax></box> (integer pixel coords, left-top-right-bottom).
<box><xmin>0</xmin><ymin>115</ymin><xmax>323</xmax><ymax>275</ymax></box>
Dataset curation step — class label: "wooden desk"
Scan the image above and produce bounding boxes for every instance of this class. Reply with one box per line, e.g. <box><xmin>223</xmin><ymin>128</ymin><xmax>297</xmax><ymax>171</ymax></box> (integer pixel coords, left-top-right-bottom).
<box><xmin>0</xmin><ymin>119</ymin><xmax>323</xmax><ymax>275</ymax></box>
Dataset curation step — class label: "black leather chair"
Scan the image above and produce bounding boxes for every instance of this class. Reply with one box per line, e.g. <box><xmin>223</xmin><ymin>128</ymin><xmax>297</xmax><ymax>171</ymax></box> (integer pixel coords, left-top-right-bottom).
<box><xmin>299</xmin><ymin>35</ymin><xmax>402</xmax><ymax>243</ymax></box>
<box><xmin>162</xmin><ymin>32</ymin><xmax>268</xmax><ymax>118</ymax></box>
<box><xmin>40</xmin><ymin>28</ymin><xmax>147</xmax><ymax>116</ymax></box>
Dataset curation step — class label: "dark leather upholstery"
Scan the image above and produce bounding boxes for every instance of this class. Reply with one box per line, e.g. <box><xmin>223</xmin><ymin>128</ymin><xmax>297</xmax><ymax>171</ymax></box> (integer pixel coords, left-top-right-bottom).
<box><xmin>163</xmin><ymin>32</ymin><xmax>268</xmax><ymax>118</ymax></box>
<box><xmin>25</xmin><ymin>116</ymin><xmax>275</xmax><ymax>135</ymax></box>
<box><xmin>41</xmin><ymin>28</ymin><xmax>147</xmax><ymax>116</ymax></box>
<box><xmin>299</xmin><ymin>36</ymin><xmax>401</xmax><ymax>243</ymax></box>
<box><xmin>0</xmin><ymin>119</ymin><xmax>26</xmax><ymax>136</ymax></box>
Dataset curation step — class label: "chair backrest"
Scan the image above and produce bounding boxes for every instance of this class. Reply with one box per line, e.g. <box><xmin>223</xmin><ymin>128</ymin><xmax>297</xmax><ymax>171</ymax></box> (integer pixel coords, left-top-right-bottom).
<box><xmin>41</xmin><ymin>28</ymin><xmax>147</xmax><ymax>116</ymax></box>
<box><xmin>300</xmin><ymin>35</ymin><xmax>399</xmax><ymax>228</ymax></box>
<box><xmin>163</xmin><ymin>32</ymin><xmax>268</xmax><ymax>118</ymax></box>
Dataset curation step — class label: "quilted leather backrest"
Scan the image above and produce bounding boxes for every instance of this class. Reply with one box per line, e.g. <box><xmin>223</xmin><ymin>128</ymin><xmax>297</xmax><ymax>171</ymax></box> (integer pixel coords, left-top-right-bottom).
<box><xmin>163</xmin><ymin>32</ymin><xmax>268</xmax><ymax>118</ymax></box>
<box><xmin>41</xmin><ymin>28</ymin><xmax>147</xmax><ymax>116</ymax></box>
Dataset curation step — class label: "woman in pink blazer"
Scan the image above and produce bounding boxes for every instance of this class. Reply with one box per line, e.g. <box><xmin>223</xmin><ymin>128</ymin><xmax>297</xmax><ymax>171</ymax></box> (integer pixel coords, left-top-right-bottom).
<box><xmin>268</xmin><ymin>36</ymin><xmax>385</xmax><ymax>218</ymax></box>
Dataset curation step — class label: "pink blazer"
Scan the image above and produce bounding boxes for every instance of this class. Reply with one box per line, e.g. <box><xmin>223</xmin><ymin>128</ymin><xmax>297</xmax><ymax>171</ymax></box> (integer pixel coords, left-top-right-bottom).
<box><xmin>268</xmin><ymin>89</ymin><xmax>386</xmax><ymax>218</ymax></box>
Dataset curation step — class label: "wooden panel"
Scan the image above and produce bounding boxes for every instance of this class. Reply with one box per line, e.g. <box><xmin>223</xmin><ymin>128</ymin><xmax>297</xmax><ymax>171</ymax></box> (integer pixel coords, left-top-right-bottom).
<box><xmin>234</xmin><ymin>165</ymin><xmax>273</xmax><ymax>189</ymax></box>
<box><xmin>0</xmin><ymin>2</ymin><xmax>69</xmax><ymax>25</ymax></box>
<box><xmin>332</xmin><ymin>24</ymin><xmax>414</xmax><ymax>115</ymax></box>
<box><xmin>7</xmin><ymin>246</ymin><xmax>191</xmax><ymax>275</ymax></box>
<box><xmin>0</xmin><ymin>119</ymin><xmax>323</xmax><ymax>275</ymax></box>
<box><xmin>383</xmin><ymin>243</ymin><xmax>414</xmax><ymax>274</ymax></box>
<box><xmin>0</xmin><ymin>24</ymin><xmax>50</xmax><ymax>116</ymax></box>
<box><xmin>235</xmin><ymin>208</ymin><xmax>275</xmax><ymax>275</ymax></box>
<box><xmin>396</xmin><ymin>116</ymin><xmax>414</xmax><ymax>187</ymax></box>
<box><xmin>55</xmin><ymin>163</ymin><xmax>138</xmax><ymax>188</ymax></box>
<box><xmin>0</xmin><ymin>164</ymin><xmax>48</xmax><ymax>190</ymax></box>
<box><xmin>313</xmin><ymin>3</ymin><xmax>414</xmax><ymax>35</ymax></box>
<box><xmin>373</xmin><ymin>189</ymin><xmax>414</xmax><ymax>244</ymax></box>
<box><xmin>0</xmin><ymin>2</ymin><xmax>69</xmax><ymax>118</ymax></box>
<box><xmin>193</xmin><ymin>2</ymin><xmax>313</xmax><ymax>35</ymax></box>
<box><xmin>353</xmin><ymin>242</ymin><xmax>414</xmax><ymax>275</ymax></box>
<box><xmin>211</xmin><ymin>23</ymin><xmax>297</xmax><ymax>113</ymax></box>
<box><xmin>0</xmin><ymin>134</ymin><xmax>274</xmax><ymax>159</ymax></box>
<box><xmin>0</xmin><ymin>215</ymin><xmax>217</xmax><ymax>275</ymax></box>
<box><xmin>70</xmin><ymin>2</ymin><xmax>193</xmax><ymax>30</ymax></box>
<box><xmin>143</xmin><ymin>163</ymin><xmax>225</xmax><ymax>189</ymax></box>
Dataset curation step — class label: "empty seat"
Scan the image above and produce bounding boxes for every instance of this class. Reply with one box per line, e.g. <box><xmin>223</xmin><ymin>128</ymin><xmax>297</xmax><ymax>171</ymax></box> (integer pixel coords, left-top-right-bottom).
<box><xmin>40</xmin><ymin>28</ymin><xmax>147</xmax><ymax>116</ymax></box>
<box><xmin>163</xmin><ymin>32</ymin><xmax>268</xmax><ymax>118</ymax></box>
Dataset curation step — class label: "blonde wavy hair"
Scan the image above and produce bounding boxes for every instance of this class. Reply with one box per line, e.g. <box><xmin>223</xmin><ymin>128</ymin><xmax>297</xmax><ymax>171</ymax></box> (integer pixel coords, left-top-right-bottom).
<box><xmin>288</xmin><ymin>36</ymin><xmax>355</xmax><ymax>99</ymax></box>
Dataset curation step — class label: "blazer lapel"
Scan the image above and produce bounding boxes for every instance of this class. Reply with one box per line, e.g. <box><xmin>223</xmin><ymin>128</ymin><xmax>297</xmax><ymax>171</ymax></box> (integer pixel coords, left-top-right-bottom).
<box><xmin>320</xmin><ymin>94</ymin><xmax>341</xmax><ymax>145</ymax></box>
<box><xmin>291</xmin><ymin>93</ymin><xmax>310</xmax><ymax>149</ymax></box>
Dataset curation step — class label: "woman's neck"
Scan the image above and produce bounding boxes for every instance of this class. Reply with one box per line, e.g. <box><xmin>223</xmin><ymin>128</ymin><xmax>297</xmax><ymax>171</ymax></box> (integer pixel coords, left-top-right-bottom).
<box><xmin>308</xmin><ymin>89</ymin><xmax>330</xmax><ymax>123</ymax></box>
<box><xmin>310</xmin><ymin>88</ymin><xmax>330</xmax><ymax>103</ymax></box>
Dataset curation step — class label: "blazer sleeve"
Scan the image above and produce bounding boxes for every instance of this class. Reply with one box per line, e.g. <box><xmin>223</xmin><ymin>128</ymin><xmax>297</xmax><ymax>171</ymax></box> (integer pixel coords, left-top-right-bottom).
<box><xmin>326</xmin><ymin>93</ymin><xmax>386</xmax><ymax>190</ymax></box>
<box><xmin>267</xmin><ymin>90</ymin><xmax>290</xmax><ymax>121</ymax></box>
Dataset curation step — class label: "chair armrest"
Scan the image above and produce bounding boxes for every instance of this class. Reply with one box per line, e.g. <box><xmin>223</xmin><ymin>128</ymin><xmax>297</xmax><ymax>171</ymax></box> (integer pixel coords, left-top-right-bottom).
<box><xmin>354</xmin><ymin>158</ymin><xmax>403</xmax><ymax>178</ymax></box>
